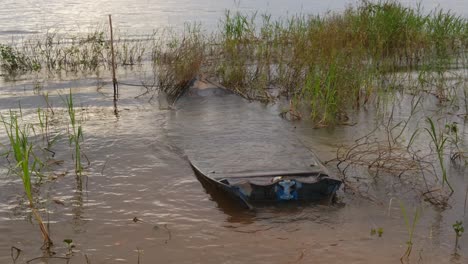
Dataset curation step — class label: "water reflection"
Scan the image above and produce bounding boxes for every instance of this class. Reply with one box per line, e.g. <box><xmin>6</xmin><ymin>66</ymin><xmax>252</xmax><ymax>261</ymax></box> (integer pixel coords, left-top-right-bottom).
<box><xmin>72</xmin><ymin>175</ymin><xmax>85</xmax><ymax>232</ymax></box>
<box><xmin>1</xmin><ymin>0</ymin><xmax>467</xmax><ymax>42</ymax></box>
<box><xmin>195</xmin><ymin>174</ymin><xmax>255</xmax><ymax>224</ymax></box>
<box><xmin>113</xmin><ymin>97</ymin><xmax>119</xmax><ymax>118</ymax></box>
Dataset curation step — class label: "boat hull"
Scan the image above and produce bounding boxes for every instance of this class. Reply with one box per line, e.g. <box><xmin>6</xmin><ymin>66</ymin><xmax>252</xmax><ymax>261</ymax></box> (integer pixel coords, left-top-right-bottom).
<box><xmin>190</xmin><ymin>162</ymin><xmax>341</xmax><ymax>209</ymax></box>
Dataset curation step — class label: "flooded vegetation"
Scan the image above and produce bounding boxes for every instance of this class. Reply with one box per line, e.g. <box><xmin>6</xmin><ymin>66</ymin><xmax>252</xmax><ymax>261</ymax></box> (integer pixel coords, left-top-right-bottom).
<box><xmin>0</xmin><ymin>0</ymin><xmax>467</xmax><ymax>263</ymax></box>
<box><xmin>2</xmin><ymin>1</ymin><xmax>467</xmax><ymax>120</ymax></box>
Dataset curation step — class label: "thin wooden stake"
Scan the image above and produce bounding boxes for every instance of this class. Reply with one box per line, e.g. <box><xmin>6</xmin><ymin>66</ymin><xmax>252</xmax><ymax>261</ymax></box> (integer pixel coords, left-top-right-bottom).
<box><xmin>108</xmin><ymin>15</ymin><xmax>118</xmax><ymax>99</ymax></box>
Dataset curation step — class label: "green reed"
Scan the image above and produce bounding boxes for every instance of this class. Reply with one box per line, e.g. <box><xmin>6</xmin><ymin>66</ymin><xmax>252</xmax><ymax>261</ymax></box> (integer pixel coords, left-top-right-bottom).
<box><xmin>399</xmin><ymin>202</ymin><xmax>421</xmax><ymax>261</ymax></box>
<box><xmin>1</xmin><ymin>111</ymin><xmax>53</xmax><ymax>247</ymax></box>
<box><xmin>208</xmin><ymin>1</ymin><xmax>466</xmax><ymax>123</ymax></box>
<box><xmin>64</xmin><ymin>89</ymin><xmax>84</xmax><ymax>175</ymax></box>
<box><xmin>425</xmin><ymin>117</ymin><xmax>453</xmax><ymax>192</ymax></box>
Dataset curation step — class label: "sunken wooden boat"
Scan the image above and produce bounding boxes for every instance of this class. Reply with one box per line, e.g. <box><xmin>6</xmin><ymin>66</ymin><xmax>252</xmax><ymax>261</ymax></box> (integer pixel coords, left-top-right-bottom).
<box><xmin>190</xmin><ymin>161</ymin><xmax>342</xmax><ymax>209</ymax></box>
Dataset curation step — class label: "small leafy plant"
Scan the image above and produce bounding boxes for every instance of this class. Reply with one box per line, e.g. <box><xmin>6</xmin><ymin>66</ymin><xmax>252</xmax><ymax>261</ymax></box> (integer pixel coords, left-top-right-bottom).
<box><xmin>400</xmin><ymin>202</ymin><xmax>421</xmax><ymax>261</ymax></box>
<box><xmin>453</xmin><ymin>221</ymin><xmax>464</xmax><ymax>252</ymax></box>
<box><xmin>371</xmin><ymin>227</ymin><xmax>384</xmax><ymax>237</ymax></box>
<box><xmin>64</xmin><ymin>239</ymin><xmax>75</xmax><ymax>256</ymax></box>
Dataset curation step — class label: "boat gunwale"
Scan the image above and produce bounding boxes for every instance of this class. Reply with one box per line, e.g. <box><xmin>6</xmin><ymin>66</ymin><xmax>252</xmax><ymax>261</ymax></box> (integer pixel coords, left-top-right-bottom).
<box><xmin>209</xmin><ymin>170</ymin><xmax>327</xmax><ymax>180</ymax></box>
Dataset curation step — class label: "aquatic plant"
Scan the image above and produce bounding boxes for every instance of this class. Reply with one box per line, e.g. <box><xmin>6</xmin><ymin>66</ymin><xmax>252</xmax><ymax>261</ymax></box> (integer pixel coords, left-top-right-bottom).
<box><xmin>1</xmin><ymin>111</ymin><xmax>53</xmax><ymax>247</ymax></box>
<box><xmin>37</xmin><ymin>108</ymin><xmax>51</xmax><ymax>147</ymax></box>
<box><xmin>64</xmin><ymin>89</ymin><xmax>84</xmax><ymax>175</ymax></box>
<box><xmin>453</xmin><ymin>221</ymin><xmax>464</xmax><ymax>252</ymax></box>
<box><xmin>152</xmin><ymin>24</ymin><xmax>205</xmax><ymax>103</ymax></box>
<box><xmin>0</xmin><ymin>44</ymin><xmax>40</xmax><ymax>73</ymax></box>
<box><xmin>63</xmin><ymin>239</ymin><xmax>75</xmax><ymax>256</ymax></box>
<box><xmin>399</xmin><ymin>202</ymin><xmax>421</xmax><ymax>261</ymax></box>
<box><xmin>208</xmin><ymin>1</ymin><xmax>467</xmax><ymax>123</ymax></box>
<box><xmin>424</xmin><ymin>117</ymin><xmax>453</xmax><ymax>193</ymax></box>
<box><xmin>370</xmin><ymin>227</ymin><xmax>384</xmax><ymax>237</ymax></box>
<box><xmin>35</xmin><ymin>31</ymin><xmax>107</xmax><ymax>72</ymax></box>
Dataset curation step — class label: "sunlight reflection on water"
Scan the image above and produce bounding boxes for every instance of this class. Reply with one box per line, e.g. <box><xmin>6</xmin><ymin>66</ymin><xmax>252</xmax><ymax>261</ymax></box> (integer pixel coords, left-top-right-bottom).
<box><xmin>1</xmin><ymin>0</ymin><xmax>466</xmax><ymax>42</ymax></box>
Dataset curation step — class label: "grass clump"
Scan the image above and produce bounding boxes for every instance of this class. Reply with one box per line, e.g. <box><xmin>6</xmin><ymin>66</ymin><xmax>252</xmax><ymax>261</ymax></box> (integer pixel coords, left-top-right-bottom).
<box><xmin>152</xmin><ymin>25</ymin><xmax>205</xmax><ymax>103</ymax></box>
<box><xmin>0</xmin><ymin>44</ymin><xmax>40</xmax><ymax>73</ymax></box>
<box><xmin>206</xmin><ymin>0</ymin><xmax>467</xmax><ymax>124</ymax></box>
<box><xmin>31</xmin><ymin>31</ymin><xmax>108</xmax><ymax>72</ymax></box>
<box><xmin>0</xmin><ymin>30</ymin><xmax>148</xmax><ymax>74</ymax></box>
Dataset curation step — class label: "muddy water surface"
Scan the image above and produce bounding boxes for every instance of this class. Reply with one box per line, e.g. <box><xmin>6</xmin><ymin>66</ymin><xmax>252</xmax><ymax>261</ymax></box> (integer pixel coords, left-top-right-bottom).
<box><xmin>0</xmin><ymin>71</ymin><xmax>466</xmax><ymax>264</ymax></box>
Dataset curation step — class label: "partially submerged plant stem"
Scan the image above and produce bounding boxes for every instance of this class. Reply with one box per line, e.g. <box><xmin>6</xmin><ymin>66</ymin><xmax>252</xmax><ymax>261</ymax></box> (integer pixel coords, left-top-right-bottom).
<box><xmin>453</xmin><ymin>221</ymin><xmax>464</xmax><ymax>253</ymax></box>
<box><xmin>64</xmin><ymin>89</ymin><xmax>84</xmax><ymax>176</ymax></box>
<box><xmin>425</xmin><ymin>117</ymin><xmax>453</xmax><ymax>193</ymax></box>
<box><xmin>1</xmin><ymin>111</ymin><xmax>53</xmax><ymax>247</ymax></box>
<box><xmin>400</xmin><ymin>202</ymin><xmax>421</xmax><ymax>262</ymax></box>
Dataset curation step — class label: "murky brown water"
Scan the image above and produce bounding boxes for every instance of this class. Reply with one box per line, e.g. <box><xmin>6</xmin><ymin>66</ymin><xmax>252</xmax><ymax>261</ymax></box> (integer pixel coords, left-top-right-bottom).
<box><xmin>0</xmin><ymin>68</ymin><xmax>467</xmax><ymax>263</ymax></box>
<box><xmin>1</xmin><ymin>1</ymin><xmax>468</xmax><ymax>263</ymax></box>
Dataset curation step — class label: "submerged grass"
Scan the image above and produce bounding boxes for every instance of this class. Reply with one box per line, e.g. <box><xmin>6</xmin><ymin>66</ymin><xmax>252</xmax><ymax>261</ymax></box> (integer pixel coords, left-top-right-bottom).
<box><xmin>0</xmin><ymin>0</ymin><xmax>466</xmax><ymax>124</ymax></box>
<box><xmin>152</xmin><ymin>25</ymin><xmax>205</xmax><ymax>103</ymax></box>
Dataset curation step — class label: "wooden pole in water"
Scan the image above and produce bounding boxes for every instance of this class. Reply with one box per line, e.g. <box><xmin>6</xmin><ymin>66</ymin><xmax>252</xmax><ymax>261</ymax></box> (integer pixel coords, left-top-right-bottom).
<box><xmin>108</xmin><ymin>14</ymin><xmax>118</xmax><ymax>99</ymax></box>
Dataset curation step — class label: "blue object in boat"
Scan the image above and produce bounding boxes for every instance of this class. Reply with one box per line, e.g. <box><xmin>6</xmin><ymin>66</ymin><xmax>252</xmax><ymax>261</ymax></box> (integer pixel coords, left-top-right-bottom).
<box><xmin>277</xmin><ymin>180</ymin><xmax>298</xmax><ymax>200</ymax></box>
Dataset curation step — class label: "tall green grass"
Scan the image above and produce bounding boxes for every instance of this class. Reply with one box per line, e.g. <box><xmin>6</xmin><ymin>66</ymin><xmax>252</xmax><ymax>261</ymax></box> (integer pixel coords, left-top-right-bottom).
<box><xmin>1</xmin><ymin>111</ymin><xmax>53</xmax><ymax>247</ymax></box>
<box><xmin>210</xmin><ymin>1</ymin><xmax>467</xmax><ymax>124</ymax></box>
<box><xmin>425</xmin><ymin>117</ymin><xmax>453</xmax><ymax>192</ymax></box>
<box><xmin>64</xmin><ymin>90</ymin><xmax>84</xmax><ymax>175</ymax></box>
